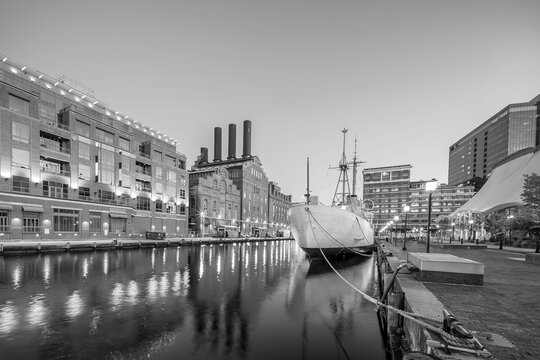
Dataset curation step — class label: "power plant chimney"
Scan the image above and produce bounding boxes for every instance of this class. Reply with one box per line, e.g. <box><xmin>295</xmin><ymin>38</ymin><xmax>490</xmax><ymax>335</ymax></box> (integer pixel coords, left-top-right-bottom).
<box><xmin>242</xmin><ymin>120</ymin><xmax>252</xmax><ymax>158</ymax></box>
<box><xmin>228</xmin><ymin>123</ymin><xmax>237</xmax><ymax>159</ymax></box>
<box><xmin>200</xmin><ymin>147</ymin><xmax>209</xmax><ymax>165</ymax></box>
<box><xmin>214</xmin><ymin>127</ymin><xmax>222</xmax><ymax>162</ymax></box>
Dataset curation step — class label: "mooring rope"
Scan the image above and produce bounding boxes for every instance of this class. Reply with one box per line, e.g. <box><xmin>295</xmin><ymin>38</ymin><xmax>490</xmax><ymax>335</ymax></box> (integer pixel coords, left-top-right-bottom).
<box><xmin>305</xmin><ymin>209</ymin><xmax>490</xmax><ymax>356</ymax></box>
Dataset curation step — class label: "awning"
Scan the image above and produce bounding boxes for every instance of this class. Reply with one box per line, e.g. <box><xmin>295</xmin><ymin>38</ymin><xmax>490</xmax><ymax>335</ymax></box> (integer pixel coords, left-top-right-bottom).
<box><xmin>450</xmin><ymin>147</ymin><xmax>540</xmax><ymax>217</ymax></box>
<box><xmin>23</xmin><ymin>205</ymin><xmax>44</xmax><ymax>212</ymax></box>
<box><xmin>110</xmin><ymin>213</ymin><xmax>128</xmax><ymax>218</ymax></box>
<box><xmin>0</xmin><ymin>204</ymin><xmax>13</xmax><ymax>210</ymax></box>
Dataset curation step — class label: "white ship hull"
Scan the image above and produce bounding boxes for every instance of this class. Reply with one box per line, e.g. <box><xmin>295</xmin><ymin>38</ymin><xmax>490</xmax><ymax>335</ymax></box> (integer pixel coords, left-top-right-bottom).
<box><xmin>289</xmin><ymin>204</ymin><xmax>375</xmax><ymax>258</ymax></box>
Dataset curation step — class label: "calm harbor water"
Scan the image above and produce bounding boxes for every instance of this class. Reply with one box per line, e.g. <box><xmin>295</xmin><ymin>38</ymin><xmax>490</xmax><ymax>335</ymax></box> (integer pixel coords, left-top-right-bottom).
<box><xmin>0</xmin><ymin>240</ymin><xmax>386</xmax><ymax>360</ymax></box>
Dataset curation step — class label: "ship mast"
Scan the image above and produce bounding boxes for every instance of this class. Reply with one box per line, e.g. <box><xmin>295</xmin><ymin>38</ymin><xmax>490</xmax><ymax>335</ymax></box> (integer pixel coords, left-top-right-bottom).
<box><xmin>352</xmin><ymin>135</ymin><xmax>358</xmax><ymax>196</ymax></box>
<box><xmin>305</xmin><ymin>157</ymin><xmax>311</xmax><ymax>204</ymax></box>
<box><xmin>331</xmin><ymin>129</ymin><xmax>351</xmax><ymax>205</ymax></box>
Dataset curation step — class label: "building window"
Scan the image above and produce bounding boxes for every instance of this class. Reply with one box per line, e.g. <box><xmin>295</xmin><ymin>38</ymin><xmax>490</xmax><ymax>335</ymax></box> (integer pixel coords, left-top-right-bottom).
<box><xmin>203</xmin><ymin>199</ymin><xmax>208</xmax><ymax>213</ymax></box>
<box><xmin>12</xmin><ymin>148</ymin><xmax>30</xmax><ymax>169</ymax></box>
<box><xmin>168</xmin><ymin>171</ymin><xmax>176</xmax><ymax>183</ymax></box>
<box><xmin>98</xmin><ymin>148</ymin><xmax>115</xmax><ymax>185</ymax></box>
<box><xmin>79</xmin><ymin>187</ymin><xmax>90</xmax><ymax>200</ymax></box>
<box><xmin>12</xmin><ymin>176</ymin><xmax>29</xmax><ymax>193</ymax></box>
<box><xmin>110</xmin><ymin>217</ymin><xmax>126</xmax><ymax>234</ymax></box>
<box><xmin>156</xmin><ymin>167</ymin><xmax>162</xmax><ymax>180</ymax></box>
<box><xmin>165</xmin><ymin>155</ymin><xmax>176</xmax><ymax>167</ymax></box>
<box><xmin>121</xmin><ymin>155</ymin><xmax>131</xmax><ymax>171</ymax></box>
<box><xmin>76</xmin><ymin>120</ymin><xmax>90</xmax><ymax>137</ymax></box>
<box><xmin>89</xmin><ymin>212</ymin><xmax>101</xmax><ymax>233</ymax></box>
<box><xmin>43</xmin><ymin>181</ymin><xmax>68</xmax><ymax>199</ymax></box>
<box><xmin>180</xmin><ymin>204</ymin><xmax>186</xmax><ymax>215</ymax></box>
<box><xmin>179</xmin><ymin>189</ymin><xmax>186</xmax><ymax>199</ymax></box>
<box><xmin>78</xmin><ymin>164</ymin><xmax>91</xmax><ymax>181</ymax></box>
<box><xmin>96</xmin><ymin>128</ymin><xmax>114</xmax><ymax>145</ymax></box>
<box><xmin>178</xmin><ymin>160</ymin><xmax>185</xmax><ymax>170</ymax></box>
<box><xmin>166</xmin><ymin>201</ymin><xmax>176</xmax><ymax>214</ymax></box>
<box><xmin>0</xmin><ymin>211</ymin><xmax>9</xmax><ymax>232</ymax></box>
<box><xmin>137</xmin><ymin>196</ymin><xmax>150</xmax><ymax>211</ymax></box>
<box><xmin>156</xmin><ymin>200</ymin><xmax>163</xmax><ymax>212</ymax></box>
<box><xmin>156</xmin><ymin>182</ymin><xmax>163</xmax><ymax>194</ymax></box>
<box><xmin>119</xmin><ymin>137</ymin><xmax>130</xmax><ymax>152</ymax></box>
<box><xmin>153</xmin><ymin>150</ymin><xmax>162</xmax><ymax>162</ymax></box>
<box><xmin>23</xmin><ymin>213</ymin><xmax>40</xmax><ymax>233</ymax></box>
<box><xmin>79</xmin><ymin>142</ymin><xmax>91</xmax><ymax>160</ymax></box>
<box><xmin>9</xmin><ymin>94</ymin><xmax>30</xmax><ymax>116</ymax></box>
<box><xmin>53</xmin><ymin>209</ymin><xmax>79</xmax><ymax>232</ymax></box>
<box><xmin>12</xmin><ymin>122</ymin><xmax>30</xmax><ymax>143</ymax></box>
<box><xmin>212</xmin><ymin>200</ymin><xmax>217</xmax><ymax>217</ymax></box>
<box><xmin>99</xmin><ymin>190</ymin><xmax>115</xmax><ymax>204</ymax></box>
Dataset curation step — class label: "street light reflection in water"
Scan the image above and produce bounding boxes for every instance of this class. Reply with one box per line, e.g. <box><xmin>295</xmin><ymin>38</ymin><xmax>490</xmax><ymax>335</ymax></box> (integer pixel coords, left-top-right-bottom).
<box><xmin>0</xmin><ymin>241</ymin><xmax>386</xmax><ymax>360</ymax></box>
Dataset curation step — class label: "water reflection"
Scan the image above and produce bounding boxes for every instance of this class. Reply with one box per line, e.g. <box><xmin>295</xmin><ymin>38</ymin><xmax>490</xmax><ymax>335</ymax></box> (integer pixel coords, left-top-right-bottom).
<box><xmin>0</xmin><ymin>241</ymin><xmax>385</xmax><ymax>359</ymax></box>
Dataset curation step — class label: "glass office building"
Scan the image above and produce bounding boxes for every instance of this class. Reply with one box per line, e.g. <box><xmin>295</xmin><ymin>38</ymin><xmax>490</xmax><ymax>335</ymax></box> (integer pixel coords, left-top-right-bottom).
<box><xmin>448</xmin><ymin>94</ymin><xmax>540</xmax><ymax>188</ymax></box>
<box><xmin>0</xmin><ymin>54</ymin><xmax>188</xmax><ymax>240</ymax></box>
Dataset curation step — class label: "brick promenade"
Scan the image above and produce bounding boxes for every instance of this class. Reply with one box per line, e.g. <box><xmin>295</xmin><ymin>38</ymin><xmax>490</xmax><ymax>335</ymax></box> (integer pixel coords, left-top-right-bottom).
<box><xmin>384</xmin><ymin>238</ymin><xmax>540</xmax><ymax>360</ymax></box>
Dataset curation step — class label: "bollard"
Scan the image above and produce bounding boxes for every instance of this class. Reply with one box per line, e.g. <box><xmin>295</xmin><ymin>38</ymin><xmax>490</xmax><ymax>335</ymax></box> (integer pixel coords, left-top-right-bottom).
<box><xmin>66</xmin><ymin>242</ymin><xmax>70</xmax><ymax>251</ymax></box>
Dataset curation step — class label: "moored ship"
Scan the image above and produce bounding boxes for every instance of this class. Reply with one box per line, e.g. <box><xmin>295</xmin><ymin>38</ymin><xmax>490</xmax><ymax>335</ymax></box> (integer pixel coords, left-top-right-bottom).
<box><xmin>289</xmin><ymin>129</ymin><xmax>375</xmax><ymax>258</ymax></box>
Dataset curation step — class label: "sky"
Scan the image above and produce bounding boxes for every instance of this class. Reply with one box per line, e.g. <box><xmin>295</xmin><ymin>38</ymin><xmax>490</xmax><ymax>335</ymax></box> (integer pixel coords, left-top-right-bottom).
<box><xmin>1</xmin><ymin>0</ymin><xmax>539</xmax><ymax>204</ymax></box>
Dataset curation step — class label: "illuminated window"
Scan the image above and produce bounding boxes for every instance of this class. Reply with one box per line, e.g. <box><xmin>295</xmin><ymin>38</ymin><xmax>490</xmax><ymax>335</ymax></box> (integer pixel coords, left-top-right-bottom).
<box><xmin>9</xmin><ymin>94</ymin><xmax>29</xmax><ymax>115</ymax></box>
<box><xmin>12</xmin><ymin>122</ymin><xmax>30</xmax><ymax>143</ymax></box>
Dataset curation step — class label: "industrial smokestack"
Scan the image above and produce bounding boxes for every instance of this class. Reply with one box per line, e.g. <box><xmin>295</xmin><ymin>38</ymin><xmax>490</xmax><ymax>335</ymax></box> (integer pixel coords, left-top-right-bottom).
<box><xmin>214</xmin><ymin>127</ymin><xmax>222</xmax><ymax>162</ymax></box>
<box><xmin>228</xmin><ymin>123</ymin><xmax>237</xmax><ymax>159</ymax></box>
<box><xmin>242</xmin><ymin>120</ymin><xmax>252</xmax><ymax>158</ymax></box>
<box><xmin>200</xmin><ymin>147</ymin><xmax>208</xmax><ymax>164</ymax></box>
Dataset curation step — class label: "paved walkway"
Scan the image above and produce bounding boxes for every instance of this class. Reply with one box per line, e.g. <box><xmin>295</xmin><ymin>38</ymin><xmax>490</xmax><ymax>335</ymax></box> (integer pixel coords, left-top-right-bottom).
<box><xmin>383</xmin><ymin>238</ymin><xmax>540</xmax><ymax>360</ymax></box>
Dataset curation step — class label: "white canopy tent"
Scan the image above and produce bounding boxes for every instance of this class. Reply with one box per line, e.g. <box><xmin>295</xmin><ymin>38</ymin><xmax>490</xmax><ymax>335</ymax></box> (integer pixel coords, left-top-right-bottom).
<box><xmin>449</xmin><ymin>147</ymin><xmax>540</xmax><ymax>217</ymax></box>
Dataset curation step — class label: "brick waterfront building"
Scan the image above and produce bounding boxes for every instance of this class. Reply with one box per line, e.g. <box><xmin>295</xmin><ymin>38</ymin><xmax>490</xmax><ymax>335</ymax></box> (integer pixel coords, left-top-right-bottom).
<box><xmin>0</xmin><ymin>54</ymin><xmax>188</xmax><ymax>240</ymax></box>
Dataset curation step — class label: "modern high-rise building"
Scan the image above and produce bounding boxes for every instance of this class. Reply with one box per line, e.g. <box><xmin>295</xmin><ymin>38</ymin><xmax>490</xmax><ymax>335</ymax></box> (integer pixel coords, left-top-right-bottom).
<box><xmin>0</xmin><ymin>54</ymin><xmax>188</xmax><ymax>240</ymax></box>
<box><xmin>362</xmin><ymin>164</ymin><xmax>412</xmax><ymax>231</ymax></box>
<box><xmin>448</xmin><ymin>94</ymin><xmax>540</xmax><ymax>189</ymax></box>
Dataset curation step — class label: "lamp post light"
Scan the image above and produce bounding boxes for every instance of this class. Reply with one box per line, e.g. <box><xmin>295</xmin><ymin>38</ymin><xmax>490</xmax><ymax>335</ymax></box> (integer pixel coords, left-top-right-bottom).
<box><xmin>393</xmin><ymin>215</ymin><xmax>399</xmax><ymax>245</ymax></box>
<box><xmin>468</xmin><ymin>219</ymin><xmax>474</xmax><ymax>242</ymax></box>
<box><xmin>505</xmin><ymin>214</ymin><xmax>514</xmax><ymax>249</ymax></box>
<box><xmin>390</xmin><ymin>220</ymin><xmax>394</xmax><ymax>244</ymax></box>
<box><xmin>402</xmin><ymin>205</ymin><xmax>410</xmax><ymax>251</ymax></box>
<box><xmin>425</xmin><ymin>181</ymin><xmax>437</xmax><ymax>253</ymax></box>
<box><xmin>450</xmin><ymin>222</ymin><xmax>455</xmax><ymax>244</ymax></box>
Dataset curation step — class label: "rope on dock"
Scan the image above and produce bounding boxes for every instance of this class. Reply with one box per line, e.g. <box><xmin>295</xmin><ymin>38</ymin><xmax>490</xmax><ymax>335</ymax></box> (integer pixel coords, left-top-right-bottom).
<box><xmin>306</xmin><ymin>209</ymin><xmax>492</xmax><ymax>358</ymax></box>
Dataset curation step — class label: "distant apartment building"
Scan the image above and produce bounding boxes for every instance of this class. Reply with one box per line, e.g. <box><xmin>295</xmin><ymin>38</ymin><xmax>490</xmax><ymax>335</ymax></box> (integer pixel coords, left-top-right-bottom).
<box><xmin>407</xmin><ymin>180</ymin><xmax>475</xmax><ymax>233</ymax></box>
<box><xmin>362</xmin><ymin>164</ymin><xmax>412</xmax><ymax>231</ymax></box>
<box><xmin>268</xmin><ymin>181</ymin><xmax>291</xmax><ymax>235</ymax></box>
<box><xmin>0</xmin><ymin>54</ymin><xmax>188</xmax><ymax>240</ymax></box>
<box><xmin>188</xmin><ymin>167</ymin><xmax>241</xmax><ymax>235</ymax></box>
<box><xmin>191</xmin><ymin>121</ymin><xmax>291</xmax><ymax>236</ymax></box>
<box><xmin>448</xmin><ymin>94</ymin><xmax>540</xmax><ymax>189</ymax></box>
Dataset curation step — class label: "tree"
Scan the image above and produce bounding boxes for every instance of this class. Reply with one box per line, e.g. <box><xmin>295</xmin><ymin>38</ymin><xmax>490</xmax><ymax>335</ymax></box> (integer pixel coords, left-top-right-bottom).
<box><xmin>521</xmin><ymin>173</ymin><xmax>540</xmax><ymax>213</ymax></box>
<box><xmin>516</xmin><ymin>173</ymin><xmax>540</xmax><ymax>251</ymax></box>
<box><xmin>483</xmin><ymin>211</ymin><xmax>506</xmax><ymax>239</ymax></box>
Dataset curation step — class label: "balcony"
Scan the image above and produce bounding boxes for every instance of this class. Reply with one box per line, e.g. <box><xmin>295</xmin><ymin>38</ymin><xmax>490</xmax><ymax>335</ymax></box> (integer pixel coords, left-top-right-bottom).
<box><xmin>40</xmin><ymin>166</ymin><xmax>70</xmax><ymax>177</ymax></box>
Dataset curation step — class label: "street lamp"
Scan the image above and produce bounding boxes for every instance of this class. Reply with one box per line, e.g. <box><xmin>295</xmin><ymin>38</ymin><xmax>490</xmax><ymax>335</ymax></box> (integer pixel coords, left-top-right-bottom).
<box><xmin>468</xmin><ymin>219</ymin><xmax>474</xmax><ymax>242</ymax></box>
<box><xmin>402</xmin><ymin>205</ymin><xmax>410</xmax><ymax>251</ymax></box>
<box><xmin>425</xmin><ymin>180</ymin><xmax>437</xmax><ymax>253</ymax></box>
<box><xmin>504</xmin><ymin>214</ymin><xmax>514</xmax><ymax>249</ymax></box>
<box><xmin>390</xmin><ymin>220</ymin><xmax>394</xmax><ymax>244</ymax></box>
<box><xmin>450</xmin><ymin>222</ymin><xmax>455</xmax><ymax>244</ymax></box>
<box><xmin>393</xmin><ymin>215</ymin><xmax>399</xmax><ymax>245</ymax></box>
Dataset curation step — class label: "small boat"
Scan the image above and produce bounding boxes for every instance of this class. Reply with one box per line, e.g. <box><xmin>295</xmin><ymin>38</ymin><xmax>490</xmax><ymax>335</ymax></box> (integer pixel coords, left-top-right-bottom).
<box><xmin>289</xmin><ymin>129</ymin><xmax>375</xmax><ymax>258</ymax></box>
